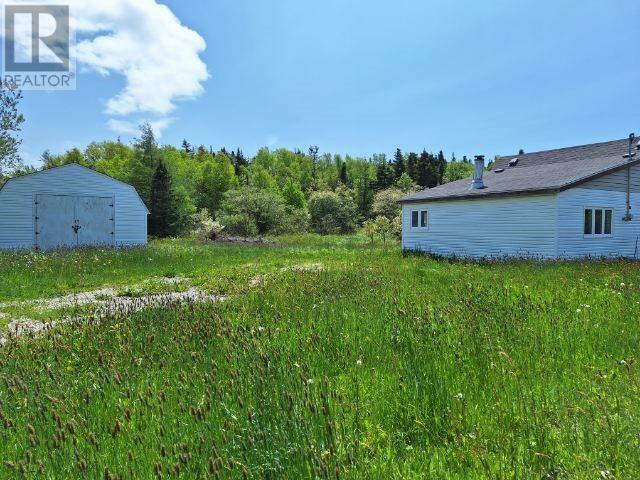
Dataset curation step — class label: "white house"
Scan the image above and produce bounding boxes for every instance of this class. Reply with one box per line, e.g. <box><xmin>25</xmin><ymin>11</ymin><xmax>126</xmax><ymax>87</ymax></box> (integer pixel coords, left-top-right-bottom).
<box><xmin>400</xmin><ymin>136</ymin><xmax>640</xmax><ymax>259</ymax></box>
<box><xmin>0</xmin><ymin>163</ymin><xmax>149</xmax><ymax>250</ymax></box>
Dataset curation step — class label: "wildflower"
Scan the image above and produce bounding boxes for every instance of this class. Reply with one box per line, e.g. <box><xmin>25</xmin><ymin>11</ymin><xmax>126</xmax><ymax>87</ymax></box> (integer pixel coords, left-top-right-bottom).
<box><xmin>356</xmin><ymin>359</ymin><xmax>363</xmax><ymax>366</ymax></box>
<box><xmin>454</xmin><ymin>392</ymin><xmax>464</xmax><ymax>400</ymax></box>
<box><xmin>576</xmin><ymin>309</ymin><xmax>581</xmax><ymax>313</ymax></box>
<box><xmin>306</xmin><ymin>379</ymin><xmax>314</xmax><ymax>385</ymax></box>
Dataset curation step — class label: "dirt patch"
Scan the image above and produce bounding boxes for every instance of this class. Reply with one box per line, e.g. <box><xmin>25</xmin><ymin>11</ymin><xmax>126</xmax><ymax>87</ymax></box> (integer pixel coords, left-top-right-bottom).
<box><xmin>215</xmin><ymin>236</ymin><xmax>275</xmax><ymax>246</ymax></box>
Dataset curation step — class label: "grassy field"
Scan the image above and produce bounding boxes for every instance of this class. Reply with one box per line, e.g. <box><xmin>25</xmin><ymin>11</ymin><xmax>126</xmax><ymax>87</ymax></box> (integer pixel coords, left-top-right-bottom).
<box><xmin>0</xmin><ymin>237</ymin><xmax>639</xmax><ymax>479</ymax></box>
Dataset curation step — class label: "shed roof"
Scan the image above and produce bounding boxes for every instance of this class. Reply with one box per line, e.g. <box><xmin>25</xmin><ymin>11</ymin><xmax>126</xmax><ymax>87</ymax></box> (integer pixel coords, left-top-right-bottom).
<box><xmin>400</xmin><ymin>138</ymin><xmax>640</xmax><ymax>204</ymax></box>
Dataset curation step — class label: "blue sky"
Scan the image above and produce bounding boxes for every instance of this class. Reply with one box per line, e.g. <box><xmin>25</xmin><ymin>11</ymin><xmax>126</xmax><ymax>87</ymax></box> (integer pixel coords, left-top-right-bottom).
<box><xmin>17</xmin><ymin>0</ymin><xmax>640</xmax><ymax>165</ymax></box>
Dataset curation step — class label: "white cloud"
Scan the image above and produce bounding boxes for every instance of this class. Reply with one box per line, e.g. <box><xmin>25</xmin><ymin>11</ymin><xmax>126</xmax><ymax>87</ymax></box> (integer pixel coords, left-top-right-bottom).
<box><xmin>4</xmin><ymin>0</ymin><xmax>209</xmax><ymax>134</ymax></box>
<box><xmin>107</xmin><ymin>117</ymin><xmax>174</xmax><ymax>138</ymax></box>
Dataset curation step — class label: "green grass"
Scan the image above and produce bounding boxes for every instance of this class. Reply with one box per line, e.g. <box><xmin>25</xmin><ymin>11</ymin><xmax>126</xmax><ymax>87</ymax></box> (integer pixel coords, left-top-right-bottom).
<box><xmin>0</xmin><ymin>237</ymin><xmax>639</xmax><ymax>478</ymax></box>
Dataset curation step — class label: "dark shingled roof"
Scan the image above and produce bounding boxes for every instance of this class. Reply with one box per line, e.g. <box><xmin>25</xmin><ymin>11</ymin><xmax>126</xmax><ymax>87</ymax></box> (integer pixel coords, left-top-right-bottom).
<box><xmin>400</xmin><ymin>138</ymin><xmax>640</xmax><ymax>204</ymax></box>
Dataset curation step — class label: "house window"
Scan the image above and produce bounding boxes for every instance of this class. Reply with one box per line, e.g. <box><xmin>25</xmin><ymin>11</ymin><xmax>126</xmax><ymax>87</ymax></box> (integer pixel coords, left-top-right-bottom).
<box><xmin>411</xmin><ymin>210</ymin><xmax>429</xmax><ymax>229</ymax></box>
<box><xmin>584</xmin><ymin>208</ymin><xmax>613</xmax><ymax>237</ymax></box>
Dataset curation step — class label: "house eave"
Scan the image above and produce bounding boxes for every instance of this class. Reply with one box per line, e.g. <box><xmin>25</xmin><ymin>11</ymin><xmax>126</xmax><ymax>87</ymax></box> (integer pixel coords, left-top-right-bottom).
<box><xmin>399</xmin><ymin>158</ymin><xmax>640</xmax><ymax>205</ymax></box>
<box><xmin>398</xmin><ymin>188</ymin><xmax>559</xmax><ymax>204</ymax></box>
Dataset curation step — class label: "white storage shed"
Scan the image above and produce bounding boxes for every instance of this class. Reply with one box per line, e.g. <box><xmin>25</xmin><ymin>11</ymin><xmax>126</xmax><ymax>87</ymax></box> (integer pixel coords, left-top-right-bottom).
<box><xmin>0</xmin><ymin>163</ymin><xmax>149</xmax><ymax>250</ymax></box>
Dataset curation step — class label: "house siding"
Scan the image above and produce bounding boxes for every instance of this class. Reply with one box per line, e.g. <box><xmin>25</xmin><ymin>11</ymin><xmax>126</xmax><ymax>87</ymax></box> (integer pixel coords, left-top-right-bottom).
<box><xmin>0</xmin><ymin>164</ymin><xmax>148</xmax><ymax>250</ymax></box>
<box><xmin>402</xmin><ymin>193</ymin><xmax>558</xmax><ymax>259</ymax></box>
<box><xmin>579</xmin><ymin>164</ymin><xmax>640</xmax><ymax>193</ymax></box>
<box><xmin>557</xmin><ymin>188</ymin><xmax>640</xmax><ymax>258</ymax></box>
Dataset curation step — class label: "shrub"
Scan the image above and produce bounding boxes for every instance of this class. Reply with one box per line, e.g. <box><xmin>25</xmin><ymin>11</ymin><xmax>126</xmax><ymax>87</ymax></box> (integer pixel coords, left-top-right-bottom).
<box><xmin>218</xmin><ymin>213</ymin><xmax>259</xmax><ymax>237</ymax></box>
<box><xmin>374</xmin><ymin>216</ymin><xmax>395</xmax><ymax>245</ymax></box>
<box><xmin>362</xmin><ymin>220</ymin><xmax>377</xmax><ymax>245</ymax></box>
<box><xmin>278</xmin><ymin>208</ymin><xmax>310</xmax><ymax>234</ymax></box>
<box><xmin>219</xmin><ymin>186</ymin><xmax>288</xmax><ymax>235</ymax></box>
<box><xmin>373</xmin><ymin>188</ymin><xmax>404</xmax><ymax>221</ymax></box>
<box><xmin>308</xmin><ymin>190</ymin><xmax>359</xmax><ymax>235</ymax></box>
<box><xmin>191</xmin><ymin>209</ymin><xmax>225</xmax><ymax>241</ymax></box>
<box><xmin>393</xmin><ymin>215</ymin><xmax>402</xmax><ymax>239</ymax></box>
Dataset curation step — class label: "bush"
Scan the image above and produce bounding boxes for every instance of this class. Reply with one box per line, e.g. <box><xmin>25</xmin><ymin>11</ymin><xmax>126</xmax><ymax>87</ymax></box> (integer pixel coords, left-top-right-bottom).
<box><xmin>219</xmin><ymin>186</ymin><xmax>288</xmax><ymax>235</ymax></box>
<box><xmin>362</xmin><ymin>220</ymin><xmax>377</xmax><ymax>244</ymax></box>
<box><xmin>373</xmin><ymin>188</ymin><xmax>404</xmax><ymax>221</ymax></box>
<box><xmin>218</xmin><ymin>213</ymin><xmax>259</xmax><ymax>237</ymax></box>
<box><xmin>308</xmin><ymin>190</ymin><xmax>359</xmax><ymax>235</ymax></box>
<box><xmin>191</xmin><ymin>209</ymin><xmax>225</xmax><ymax>241</ymax></box>
<box><xmin>374</xmin><ymin>216</ymin><xmax>394</xmax><ymax>244</ymax></box>
<box><xmin>278</xmin><ymin>208</ymin><xmax>310</xmax><ymax>234</ymax></box>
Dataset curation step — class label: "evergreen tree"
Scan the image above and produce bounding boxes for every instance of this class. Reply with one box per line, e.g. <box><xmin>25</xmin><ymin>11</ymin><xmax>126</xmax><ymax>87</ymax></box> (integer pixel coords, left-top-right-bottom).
<box><xmin>130</xmin><ymin>123</ymin><xmax>158</xmax><ymax>206</ymax></box>
<box><xmin>339</xmin><ymin>162</ymin><xmax>349</xmax><ymax>185</ymax></box>
<box><xmin>436</xmin><ymin>150</ymin><xmax>447</xmax><ymax>185</ymax></box>
<box><xmin>375</xmin><ymin>154</ymin><xmax>394</xmax><ymax>190</ymax></box>
<box><xmin>518</xmin><ymin>149</ymin><xmax>525</xmax><ymax>155</ymax></box>
<box><xmin>416</xmin><ymin>150</ymin><xmax>437</xmax><ymax>188</ymax></box>
<box><xmin>149</xmin><ymin>161</ymin><xmax>179</xmax><ymax>237</ymax></box>
<box><xmin>393</xmin><ymin>148</ymin><xmax>405</xmax><ymax>180</ymax></box>
<box><xmin>233</xmin><ymin>149</ymin><xmax>248</xmax><ymax>177</ymax></box>
<box><xmin>182</xmin><ymin>139</ymin><xmax>194</xmax><ymax>156</ymax></box>
<box><xmin>406</xmin><ymin>152</ymin><xmax>419</xmax><ymax>182</ymax></box>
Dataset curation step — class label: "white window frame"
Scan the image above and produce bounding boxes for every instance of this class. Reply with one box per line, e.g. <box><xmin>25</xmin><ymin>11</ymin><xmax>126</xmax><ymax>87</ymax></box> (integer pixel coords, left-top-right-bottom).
<box><xmin>583</xmin><ymin>207</ymin><xmax>614</xmax><ymax>238</ymax></box>
<box><xmin>410</xmin><ymin>209</ymin><xmax>429</xmax><ymax>230</ymax></box>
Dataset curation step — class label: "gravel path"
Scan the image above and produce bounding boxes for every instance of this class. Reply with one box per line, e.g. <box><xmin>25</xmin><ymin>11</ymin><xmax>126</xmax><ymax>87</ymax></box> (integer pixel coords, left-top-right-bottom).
<box><xmin>0</xmin><ymin>265</ymin><xmax>324</xmax><ymax>348</ymax></box>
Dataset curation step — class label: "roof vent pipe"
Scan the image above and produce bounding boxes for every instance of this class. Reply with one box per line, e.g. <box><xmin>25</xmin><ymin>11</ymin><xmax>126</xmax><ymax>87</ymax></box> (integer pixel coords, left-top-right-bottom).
<box><xmin>471</xmin><ymin>155</ymin><xmax>485</xmax><ymax>190</ymax></box>
<box><xmin>623</xmin><ymin>133</ymin><xmax>635</xmax><ymax>222</ymax></box>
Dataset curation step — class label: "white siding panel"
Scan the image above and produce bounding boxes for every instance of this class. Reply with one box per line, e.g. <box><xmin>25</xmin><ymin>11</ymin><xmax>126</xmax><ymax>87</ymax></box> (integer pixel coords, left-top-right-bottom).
<box><xmin>0</xmin><ymin>164</ymin><xmax>148</xmax><ymax>250</ymax></box>
<box><xmin>557</xmin><ymin>188</ymin><xmax>640</xmax><ymax>258</ymax></box>
<box><xmin>402</xmin><ymin>194</ymin><xmax>558</xmax><ymax>259</ymax></box>
<box><xmin>580</xmin><ymin>165</ymin><xmax>640</xmax><ymax>193</ymax></box>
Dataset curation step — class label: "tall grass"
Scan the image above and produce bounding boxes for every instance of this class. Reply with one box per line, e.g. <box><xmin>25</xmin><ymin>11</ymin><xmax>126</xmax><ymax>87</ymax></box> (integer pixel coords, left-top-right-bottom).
<box><xmin>0</xmin><ymin>238</ymin><xmax>639</xmax><ymax>478</ymax></box>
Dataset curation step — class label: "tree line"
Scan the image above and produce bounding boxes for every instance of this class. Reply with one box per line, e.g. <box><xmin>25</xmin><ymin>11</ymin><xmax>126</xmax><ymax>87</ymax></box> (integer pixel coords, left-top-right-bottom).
<box><xmin>3</xmin><ymin>123</ymin><xmax>477</xmax><ymax>238</ymax></box>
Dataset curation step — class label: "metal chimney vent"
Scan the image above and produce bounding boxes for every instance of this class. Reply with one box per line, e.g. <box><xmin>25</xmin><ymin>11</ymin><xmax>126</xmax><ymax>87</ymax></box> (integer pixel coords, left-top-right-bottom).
<box><xmin>470</xmin><ymin>155</ymin><xmax>486</xmax><ymax>190</ymax></box>
<box><xmin>509</xmin><ymin>158</ymin><xmax>519</xmax><ymax>167</ymax></box>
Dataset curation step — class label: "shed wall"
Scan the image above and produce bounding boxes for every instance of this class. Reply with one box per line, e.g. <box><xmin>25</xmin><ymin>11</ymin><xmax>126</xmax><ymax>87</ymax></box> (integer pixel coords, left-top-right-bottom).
<box><xmin>0</xmin><ymin>165</ymin><xmax>147</xmax><ymax>250</ymax></box>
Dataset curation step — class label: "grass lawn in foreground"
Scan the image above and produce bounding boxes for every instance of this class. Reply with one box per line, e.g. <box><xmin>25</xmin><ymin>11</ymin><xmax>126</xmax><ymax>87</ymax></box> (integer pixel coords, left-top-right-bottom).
<box><xmin>0</xmin><ymin>236</ymin><xmax>639</xmax><ymax>478</ymax></box>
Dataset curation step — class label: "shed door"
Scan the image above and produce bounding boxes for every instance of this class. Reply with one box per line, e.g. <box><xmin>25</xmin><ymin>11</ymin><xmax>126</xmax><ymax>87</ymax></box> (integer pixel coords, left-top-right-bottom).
<box><xmin>35</xmin><ymin>195</ymin><xmax>115</xmax><ymax>250</ymax></box>
<box><xmin>35</xmin><ymin>195</ymin><xmax>77</xmax><ymax>250</ymax></box>
<box><xmin>76</xmin><ymin>196</ymin><xmax>114</xmax><ymax>247</ymax></box>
